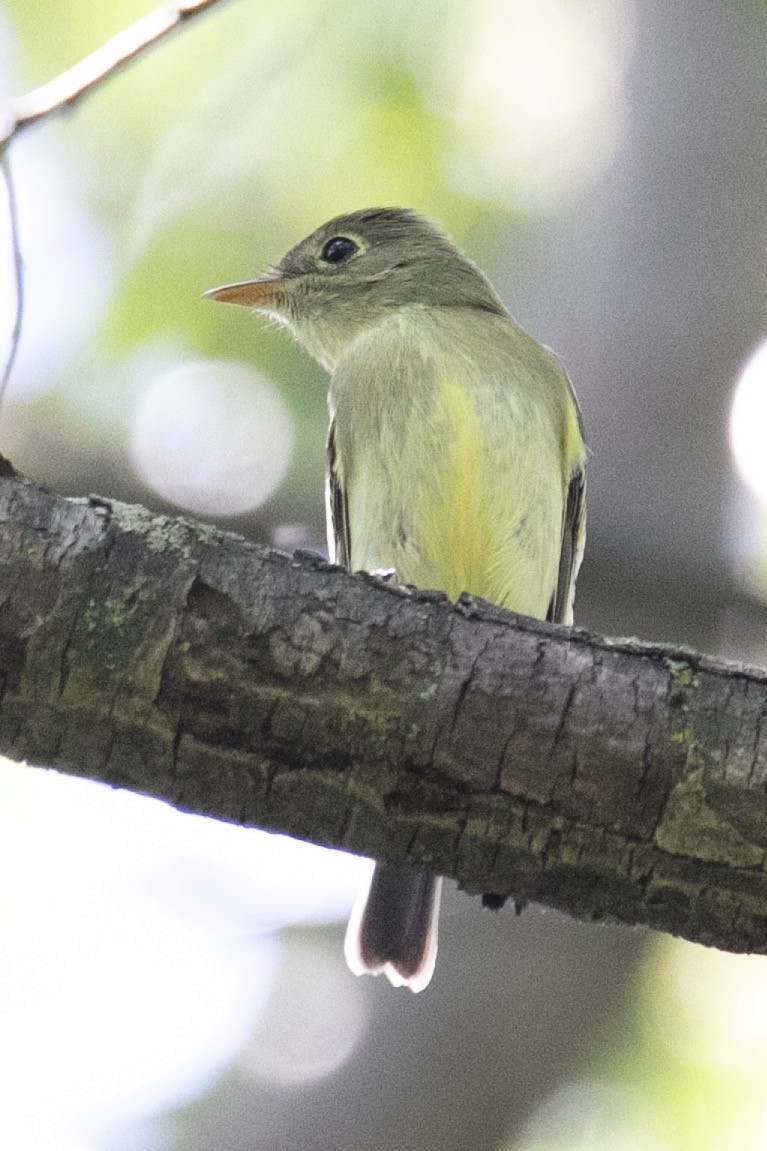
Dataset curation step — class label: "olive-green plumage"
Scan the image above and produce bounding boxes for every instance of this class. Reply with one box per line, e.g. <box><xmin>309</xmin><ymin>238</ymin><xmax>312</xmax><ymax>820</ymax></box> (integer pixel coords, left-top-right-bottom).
<box><xmin>206</xmin><ymin>207</ymin><xmax>587</xmax><ymax>992</ymax></box>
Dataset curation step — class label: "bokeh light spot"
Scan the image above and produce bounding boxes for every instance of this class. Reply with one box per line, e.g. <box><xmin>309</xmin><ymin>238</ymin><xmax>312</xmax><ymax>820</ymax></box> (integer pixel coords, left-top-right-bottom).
<box><xmin>0</xmin><ymin>758</ymin><xmax>281</xmax><ymax>1149</ymax></box>
<box><xmin>647</xmin><ymin>937</ymin><xmax>767</xmax><ymax>1070</ymax></box>
<box><xmin>514</xmin><ymin>1078</ymin><xmax>668</xmax><ymax>1151</ymax></box>
<box><xmin>130</xmin><ymin>358</ymin><xmax>294</xmax><ymax>515</ymax></box>
<box><xmin>447</xmin><ymin>0</ymin><xmax>633</xmax><ymax>213</ymax></box>
<box><xmin>239</xmin><ymin>934</ymin><xmax>367</xmax><ymax>1087</ymax></box>
<box><xmin>730</xmin><ymin>341</ymin><xmax>767</xmax><ymax>504</ymax></box>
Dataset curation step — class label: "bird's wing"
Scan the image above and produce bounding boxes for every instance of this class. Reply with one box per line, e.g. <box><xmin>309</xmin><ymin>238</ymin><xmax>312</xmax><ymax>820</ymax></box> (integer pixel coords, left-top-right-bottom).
<box><xmin>548</xmin><ymin>465</ymin><xmax>586</xmax><ymax>626</ymax></box>
<box><xmin>325</xmin><ymin>416</ymin><xmax>350</xmax><ymax>566</ymax></box>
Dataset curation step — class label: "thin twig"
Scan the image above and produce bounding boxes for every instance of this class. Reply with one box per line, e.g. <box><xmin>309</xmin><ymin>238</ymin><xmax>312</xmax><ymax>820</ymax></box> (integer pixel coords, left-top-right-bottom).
<box><xmin>0</xmin><ymin>0</ymin><xmax>226</xmax><ymax>149</ymax></box>
<box><xmin>0</xmin><ymin>153</ymin><xmax>23</xmax><ymax>406</ymax></box>
<box><xmin>0</xmin><ymin>0</ymin><xmax>228</xmax><ymax>406</ymax></box>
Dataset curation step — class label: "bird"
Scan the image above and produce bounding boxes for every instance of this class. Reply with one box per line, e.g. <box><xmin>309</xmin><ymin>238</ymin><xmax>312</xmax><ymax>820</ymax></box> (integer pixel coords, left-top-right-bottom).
<box><xmin>205</xmin><ymin>207</ymin><xmax>587</xmax><ymax>992</ymax></box>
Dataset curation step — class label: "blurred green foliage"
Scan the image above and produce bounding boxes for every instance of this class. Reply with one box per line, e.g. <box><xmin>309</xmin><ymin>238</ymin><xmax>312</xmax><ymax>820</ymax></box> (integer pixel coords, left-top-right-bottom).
<box><xmin>1</xmin><ymin>0</ymin><xmax>623</xmax><ymax>541</ymax></box>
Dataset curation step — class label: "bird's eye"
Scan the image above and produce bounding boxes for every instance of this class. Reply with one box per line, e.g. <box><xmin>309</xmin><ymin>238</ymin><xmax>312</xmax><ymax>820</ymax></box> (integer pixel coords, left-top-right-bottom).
<box><xmin>320</xmin><ymin>236</ymin><xmax>359</xmax><ymax>265</ymax></box>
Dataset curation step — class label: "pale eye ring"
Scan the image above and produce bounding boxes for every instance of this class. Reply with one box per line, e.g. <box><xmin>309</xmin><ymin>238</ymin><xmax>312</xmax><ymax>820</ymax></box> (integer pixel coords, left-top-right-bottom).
<box><xmin>320</xmin><ymin>236</ymin><xmax>358</xmax><ymax>265</ymax></box>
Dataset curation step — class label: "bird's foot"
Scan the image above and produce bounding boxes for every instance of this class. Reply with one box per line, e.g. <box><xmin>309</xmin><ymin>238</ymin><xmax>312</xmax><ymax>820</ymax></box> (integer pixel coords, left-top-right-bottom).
<box><xmin>370</xmin><ymin>567</ymin><xmax>397</xmax><ymax>582</ymax></box>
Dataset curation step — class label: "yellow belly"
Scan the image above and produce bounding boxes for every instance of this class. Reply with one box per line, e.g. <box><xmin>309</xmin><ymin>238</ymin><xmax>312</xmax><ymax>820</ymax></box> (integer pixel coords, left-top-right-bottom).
<box><xmin>347</xmin><ymin>376</ymin><xmax>566</xmax><ymax>619</ymax></box>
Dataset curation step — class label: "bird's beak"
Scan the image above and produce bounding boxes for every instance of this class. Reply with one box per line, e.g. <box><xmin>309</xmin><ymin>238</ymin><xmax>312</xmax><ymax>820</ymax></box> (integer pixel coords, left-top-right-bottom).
<box><xmin>203</xmin><ymin>276</ymin><xmax>286</xmax><ymax>309</ymax></box>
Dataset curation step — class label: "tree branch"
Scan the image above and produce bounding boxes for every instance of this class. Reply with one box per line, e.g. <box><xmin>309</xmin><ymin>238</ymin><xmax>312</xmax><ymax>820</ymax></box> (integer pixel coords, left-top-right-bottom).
<box><xmin>0</xmin><ymin>0</ymin><xmax>228</xmax><ymax>402</ymax></box>
<box><xmin>0</xmin><ymin>0</ymin><xmax>226</xmax><ymax>148</ymax></box>
<box><xmin>1</xmin><ymin>469</ymin><xmax>767</xmax><ymax>953</ymax></box>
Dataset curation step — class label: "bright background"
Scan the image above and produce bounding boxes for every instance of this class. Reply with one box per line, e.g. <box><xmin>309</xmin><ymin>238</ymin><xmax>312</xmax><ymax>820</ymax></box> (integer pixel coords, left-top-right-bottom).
<box><xmin>2</xmin><ymin>1</ymin><xmax>767</xmax><ymax>1148</ymax></box>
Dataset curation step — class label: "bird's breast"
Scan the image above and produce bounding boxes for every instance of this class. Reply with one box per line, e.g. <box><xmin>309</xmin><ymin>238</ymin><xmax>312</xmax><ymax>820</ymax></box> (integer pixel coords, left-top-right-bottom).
<box><xmin>332</xmin><ymin>328</ymin><xmax>567</xmax><ymax>618</ymax></box>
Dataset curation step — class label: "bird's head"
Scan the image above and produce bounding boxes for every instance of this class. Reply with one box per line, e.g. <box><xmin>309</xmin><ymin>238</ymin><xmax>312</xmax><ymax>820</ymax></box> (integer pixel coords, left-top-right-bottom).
<box><xmin>205</xmin><ymin>208</ymin><xmax>504</xmax><ymax>369</ymax></box>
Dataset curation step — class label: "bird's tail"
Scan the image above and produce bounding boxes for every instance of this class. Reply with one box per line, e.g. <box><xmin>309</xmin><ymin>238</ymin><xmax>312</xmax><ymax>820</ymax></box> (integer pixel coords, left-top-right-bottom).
<box><xmin>344</xmin><ymin>861</ymin><xmax>442</xmax><ymax>992</ymax></box>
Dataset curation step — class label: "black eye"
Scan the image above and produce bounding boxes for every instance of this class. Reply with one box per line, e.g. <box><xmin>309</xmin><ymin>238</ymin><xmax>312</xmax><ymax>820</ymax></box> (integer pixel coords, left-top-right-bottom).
<box><xmin>320</xmin><ymin>236</ymin><xmax>359</xmax><ymax>265</ymax></box>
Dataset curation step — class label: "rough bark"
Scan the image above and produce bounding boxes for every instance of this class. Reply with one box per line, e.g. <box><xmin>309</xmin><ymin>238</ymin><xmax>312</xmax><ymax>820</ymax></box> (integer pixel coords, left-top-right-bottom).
<box><xmin>1</xmin><ymin>470</ymin><xmax>766</xmax><ymax>953</ymax></box>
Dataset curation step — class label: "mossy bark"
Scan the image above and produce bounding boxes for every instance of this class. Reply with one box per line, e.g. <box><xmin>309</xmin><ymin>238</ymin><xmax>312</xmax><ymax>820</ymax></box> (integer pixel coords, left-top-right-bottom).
<box><xmin>1</xmin><ymin>471</ymin><xmax>767</xmax><ymax>952</ymax></box>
